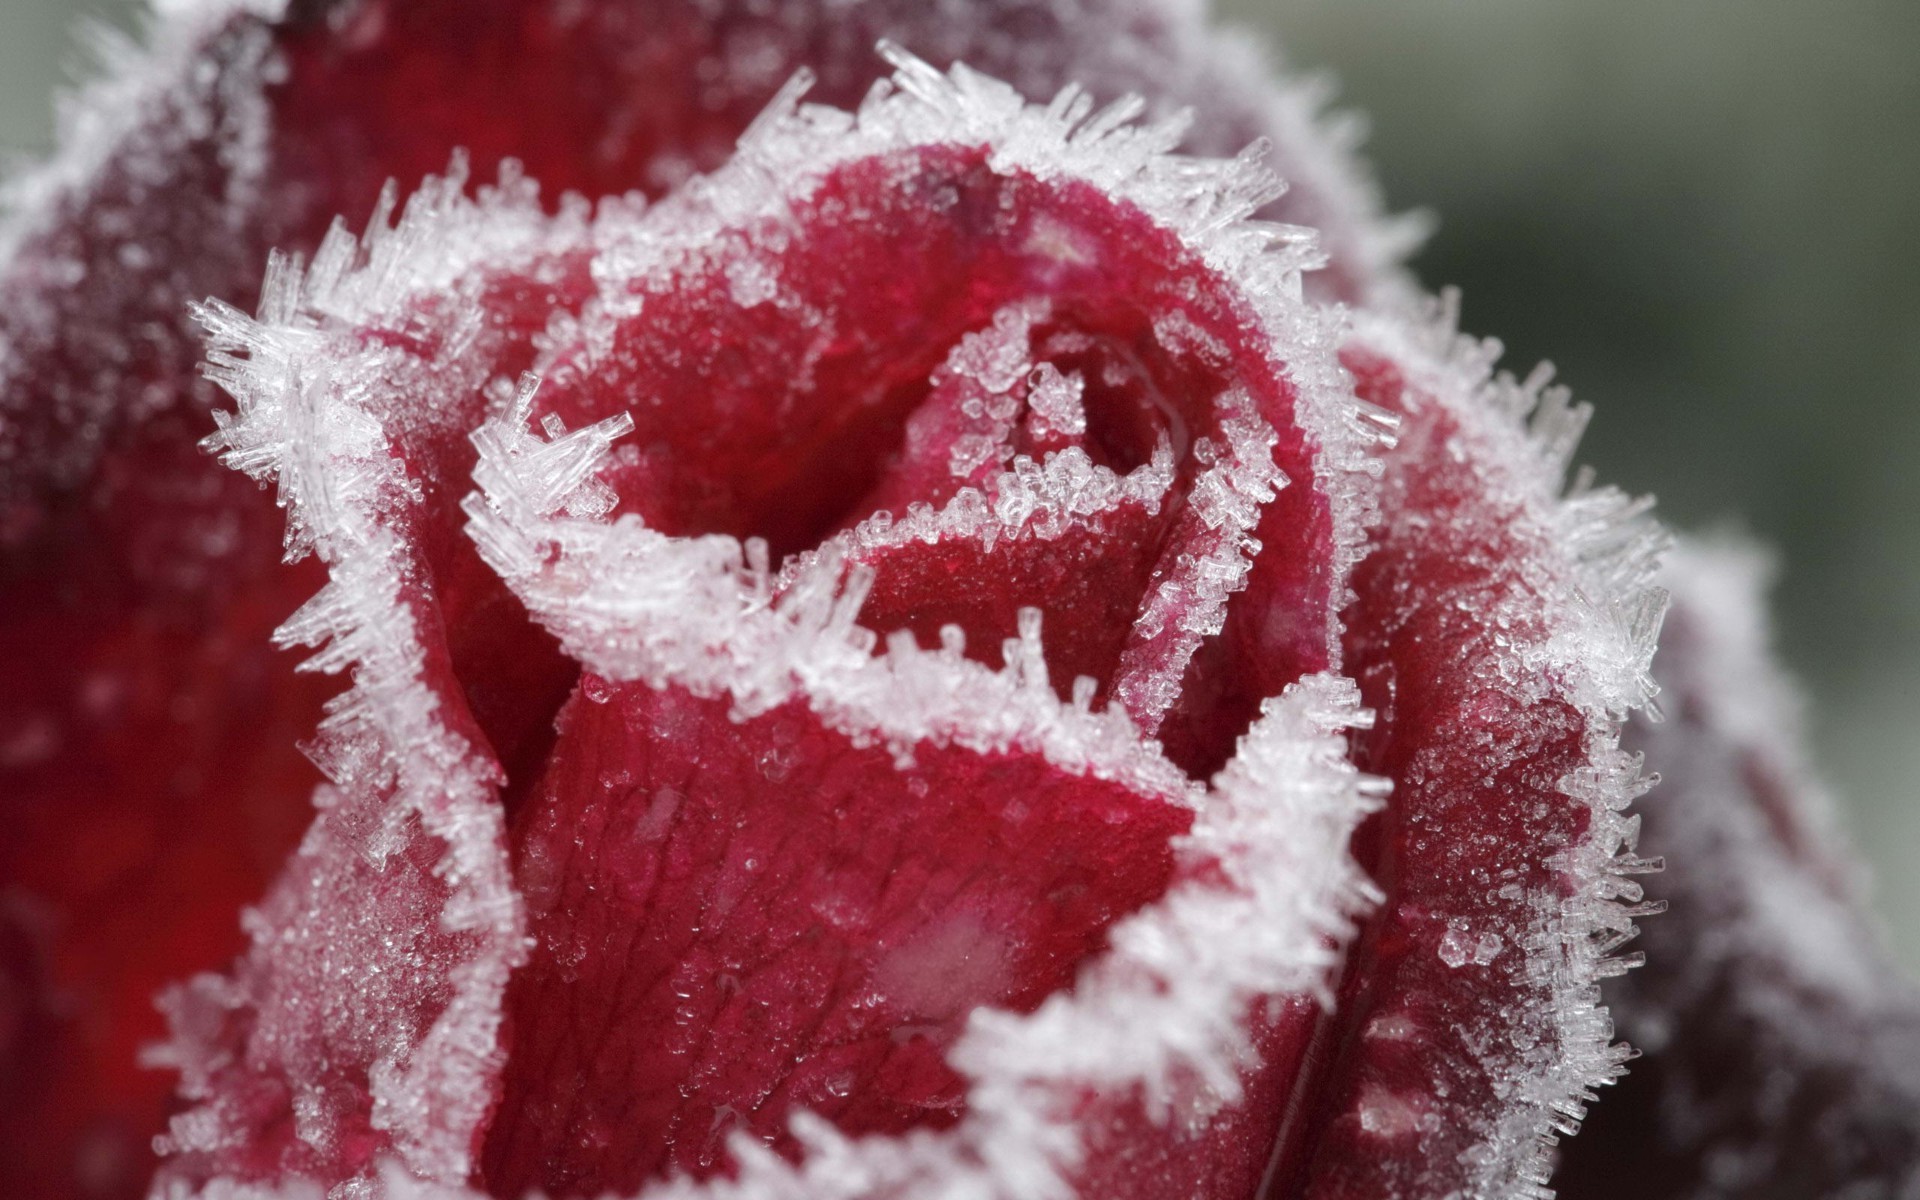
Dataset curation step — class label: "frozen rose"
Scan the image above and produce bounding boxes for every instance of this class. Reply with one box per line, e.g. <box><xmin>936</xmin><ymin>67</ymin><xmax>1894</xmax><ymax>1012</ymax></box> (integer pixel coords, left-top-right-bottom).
<box><xmin>2</xmin><ymin>4</ymin><xmax>1913</xmax><ymax>1200</ymax></box>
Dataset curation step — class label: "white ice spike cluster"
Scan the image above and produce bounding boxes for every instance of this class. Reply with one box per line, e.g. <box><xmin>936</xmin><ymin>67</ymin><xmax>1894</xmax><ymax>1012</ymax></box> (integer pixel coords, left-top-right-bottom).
<box><xmin>158</xmin><ymin>166</ymin><xmax>600</xmax><ymax>1194</ymax></box>
<box><xmin>1343</xmin><ymin>300</ymin><xmax>1669</xmax><ymax>1198</ymax></box>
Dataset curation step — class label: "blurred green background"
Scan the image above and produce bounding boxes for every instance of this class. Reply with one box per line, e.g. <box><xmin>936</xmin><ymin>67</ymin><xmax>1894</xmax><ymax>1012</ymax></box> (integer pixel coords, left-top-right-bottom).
<box><xmin>6</xmin><ymin>1</ymin><xmax>1917</xmax><ymax>963</ymax></box>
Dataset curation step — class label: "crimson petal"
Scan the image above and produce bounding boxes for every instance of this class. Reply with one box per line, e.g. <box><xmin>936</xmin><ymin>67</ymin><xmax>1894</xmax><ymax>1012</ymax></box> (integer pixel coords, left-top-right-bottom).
<box><xmin>1263</xmin><ymin>304</ymin><xmax>1667</xmax><ymax>1199</ymax></box>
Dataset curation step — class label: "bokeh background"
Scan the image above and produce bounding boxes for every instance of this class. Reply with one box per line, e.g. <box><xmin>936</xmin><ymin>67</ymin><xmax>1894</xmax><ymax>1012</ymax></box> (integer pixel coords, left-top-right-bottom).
<box><xmin>6</xmin><ymin>0</ymin><xmax>1917</xmax><ymax>963</ymax></box>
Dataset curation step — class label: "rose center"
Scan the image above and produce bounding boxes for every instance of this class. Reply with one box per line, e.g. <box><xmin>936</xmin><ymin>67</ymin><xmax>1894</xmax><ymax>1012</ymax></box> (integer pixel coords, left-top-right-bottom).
<box><xmin>460</xmin><ymin>143</ymin><xmax>1345</xmax><ymax>1197</ymax></box>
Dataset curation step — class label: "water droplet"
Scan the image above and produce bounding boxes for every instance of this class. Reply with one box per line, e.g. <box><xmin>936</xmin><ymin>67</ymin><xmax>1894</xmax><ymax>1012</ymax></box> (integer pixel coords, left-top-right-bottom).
<box><xmin>1355</xmin><ymin>1085</ymin><xmax>1422</xmax><ymax>1138</ymax></box>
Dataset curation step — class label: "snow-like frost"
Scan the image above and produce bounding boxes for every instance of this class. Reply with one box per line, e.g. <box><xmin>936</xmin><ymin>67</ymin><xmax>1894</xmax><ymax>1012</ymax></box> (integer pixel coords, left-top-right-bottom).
<box><xmin>0</xmin><ymin>0</ymin><xmax>280</xmax><ymax>262</ymax></box>
<box><xmin>1346</xmin><ymin>295</ymin><xmax>1670</xmax><ymax>1199</ymax></box>
<box><xmin>160</xmin><ymin>163</ymin><xmax>602</xmax><ymax>1193</ymax></box>
<box><xmin>1641</xmin><ymin>537</ymin><xmax>1883</xmax><ymax>1003</ymax></box>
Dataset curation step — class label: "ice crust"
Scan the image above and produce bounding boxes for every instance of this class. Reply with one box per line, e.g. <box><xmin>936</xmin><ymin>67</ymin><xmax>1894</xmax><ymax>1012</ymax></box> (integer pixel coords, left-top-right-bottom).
<box><xmin>469</xmin><ymin>374</ymin><xmax>1195</xmax><ymax>799</ymax></box>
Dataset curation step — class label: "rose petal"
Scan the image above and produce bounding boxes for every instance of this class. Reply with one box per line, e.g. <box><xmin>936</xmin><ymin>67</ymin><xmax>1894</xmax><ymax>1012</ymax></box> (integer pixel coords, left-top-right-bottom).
<box><xmin>1256</xmin><ymin>303</ymin><xmax>1667</xmax><ymax>1199</ymax></box>
<box><xmin>1558</xmin><ymin>538</ymin><xmax>1920</xmax><ymax>1199</ymax></box>
<box><xmin>483</xmin><ymin>678</ymin><xmax>1193</xmax><ymax>1195</ymax></box>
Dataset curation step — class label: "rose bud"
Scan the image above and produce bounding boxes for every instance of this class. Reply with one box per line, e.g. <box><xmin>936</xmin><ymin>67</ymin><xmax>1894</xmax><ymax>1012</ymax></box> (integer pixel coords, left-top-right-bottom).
<box><xmin>0</xmin><ymin>3</ymin><xmax>1912</xmax><ymax>1200</ymax></box>
<box><xmin>0</xmin><ymin>3</ymin><xmax>1411</xmax><ymax>1194</ymax></box>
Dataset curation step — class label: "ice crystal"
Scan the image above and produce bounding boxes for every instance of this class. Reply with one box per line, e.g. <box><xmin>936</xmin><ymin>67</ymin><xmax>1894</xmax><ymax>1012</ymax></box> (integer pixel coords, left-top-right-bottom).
<box><xmin>1557</xmin><ymin>538</ymin><xmax>1920</xmax><ymax>1199</ymax></box>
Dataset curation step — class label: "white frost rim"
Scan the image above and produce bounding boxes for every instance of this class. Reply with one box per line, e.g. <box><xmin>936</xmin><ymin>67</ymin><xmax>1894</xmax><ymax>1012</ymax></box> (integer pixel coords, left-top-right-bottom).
<box><xmin>1348</xmin><ymin>298</ymin><xmax>1669</xmax><ymax>1199</ymax></box>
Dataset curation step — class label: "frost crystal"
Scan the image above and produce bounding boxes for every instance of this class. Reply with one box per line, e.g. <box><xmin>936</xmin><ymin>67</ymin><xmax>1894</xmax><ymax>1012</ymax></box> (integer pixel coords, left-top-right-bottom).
<box><xmin>1557</xmin><ymin>538</ymin><xmax>1920</xmax><ymax>1199</ymax></box>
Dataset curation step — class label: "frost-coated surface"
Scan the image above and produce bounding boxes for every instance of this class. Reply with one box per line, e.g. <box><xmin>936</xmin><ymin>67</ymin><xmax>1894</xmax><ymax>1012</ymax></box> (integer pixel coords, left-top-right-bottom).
<box><xmin>1287</xmin><ymin>304</ymin><xmax>1665</xmax><ymax>1200</ymax></box>
<box><xmin>165</xmin><ymin>56</ymin><xmax>1393</xmax><ymax>1198</ymax></box>
<box><xmin>1559</xmin><ymin>540</ymin><xmax>1920</xmax><ymax>1200</ymax></box>
<box><xmin>0</xmin><ymin>2</ymin><xmax>1409</xmax><ymax>1195</ymax></box>
<box><xmin>6</xmin><ymin>2</ymin><xmax>1912</xmax><ymax>1200</ymax></box>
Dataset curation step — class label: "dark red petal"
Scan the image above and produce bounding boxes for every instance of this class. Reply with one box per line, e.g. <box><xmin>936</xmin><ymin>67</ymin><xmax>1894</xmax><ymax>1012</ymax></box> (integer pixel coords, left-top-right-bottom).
<box><xmin>1560</xmin><ymin>540</ymin><xmax>1920</xmax><ymax>1199</ymax></box>
<box><xmin>483</xmin><ymin>679</ymin><xmax>1191</xmax><ymax>1195</ymax></box>
<box><xmin>268</xmin><ymin>0</ymin><xmax>1416</xmax><ymax>309</ymax></box>
<box><xmin>1263</xmin><ymin>307</ymin><xmax>1667</xmax><ymax>1198</ymax></box>
<box><xmin>0</xmin><ymin>473</ymin><xmax>328</xmax><ymax>1200</ymax></box>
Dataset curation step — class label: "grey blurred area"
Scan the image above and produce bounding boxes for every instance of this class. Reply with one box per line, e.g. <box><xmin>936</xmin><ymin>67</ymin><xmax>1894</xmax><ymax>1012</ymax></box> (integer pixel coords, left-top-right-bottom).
<box><xmin>4</xmin><ymin>0</ymin><xmax>1917</xmax><ymax>964</ymax></box>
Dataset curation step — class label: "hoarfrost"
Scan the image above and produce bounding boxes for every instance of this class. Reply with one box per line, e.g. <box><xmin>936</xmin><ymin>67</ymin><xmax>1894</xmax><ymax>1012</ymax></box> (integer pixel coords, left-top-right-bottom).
<box><xmin>1556</xmin><ymin>537</ymin><xmax>1920</xmax><ymax>1199</ymax></box>
<box><xmin>1311</xmin><ymin>295</ymin><xmax>1670</xmax><ymax>1198</ymax></box>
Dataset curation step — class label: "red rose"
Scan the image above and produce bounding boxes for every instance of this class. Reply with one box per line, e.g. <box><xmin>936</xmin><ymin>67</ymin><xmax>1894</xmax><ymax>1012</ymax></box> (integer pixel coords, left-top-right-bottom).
<box><xmin>1</xmin><ymin>3</ymin><xmax>1913</xmax><ymax>1200</ymax></box>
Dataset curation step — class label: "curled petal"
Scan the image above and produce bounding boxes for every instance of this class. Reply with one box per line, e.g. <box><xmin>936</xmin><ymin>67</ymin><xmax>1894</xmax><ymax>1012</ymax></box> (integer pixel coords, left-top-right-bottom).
<box><xmin>1268</xmin><ymin>299</ymin><xmax>1668</xmax><ymax>1199</ymax></box>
